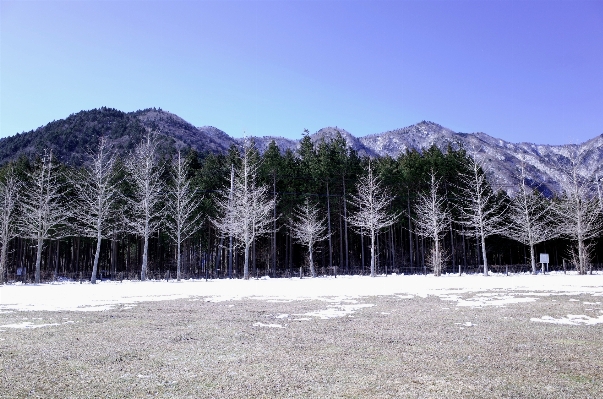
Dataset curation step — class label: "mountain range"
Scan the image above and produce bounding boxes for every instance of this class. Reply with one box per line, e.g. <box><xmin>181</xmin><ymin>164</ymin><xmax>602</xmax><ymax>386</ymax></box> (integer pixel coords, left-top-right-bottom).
<box><xmin>1</xmin><ymin>107</ymin><xmax>602</xmax><ymax>196</ymax></box>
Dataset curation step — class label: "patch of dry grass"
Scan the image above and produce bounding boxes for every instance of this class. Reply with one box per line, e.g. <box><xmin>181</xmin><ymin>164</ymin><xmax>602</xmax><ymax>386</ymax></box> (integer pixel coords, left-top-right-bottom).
<box><xmin>1</xmin><ymin>292</ymin><xmax>602</xmax><ymax>398</ymax></box>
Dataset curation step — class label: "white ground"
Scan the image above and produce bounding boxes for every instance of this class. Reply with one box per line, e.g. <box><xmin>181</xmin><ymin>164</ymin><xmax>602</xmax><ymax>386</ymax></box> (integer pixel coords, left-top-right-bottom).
<box><xmin>1</xmin><ymin>272</ymin><xmax>602</xmax><ymax>326</ymax></box>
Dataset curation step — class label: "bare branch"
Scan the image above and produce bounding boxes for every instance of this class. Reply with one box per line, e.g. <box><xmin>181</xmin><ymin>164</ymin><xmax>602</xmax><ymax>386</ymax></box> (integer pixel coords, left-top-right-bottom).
<box><xmin>347</xmin><ymin>161</ymin><xmax>399</xmax><ymax>277</ymax></box>
<box><xmin>0</xmin><ymin>166</ymin><xmax>20</xmax><ymax>284</ymax></box>
<box><xmin>290</xmin><ymin>198</ymin><xmax>329</xmax><ymax>277</ymax></box>
<box><xmin>455</xmin><ymin>151</ymin><xmax>506</xmax><ymax>276</ymax></box>
<box><xmin>70</xmin><ymin>137</ymin><xmax>121</xmax><ymax>283</ymax></box>
<box><xmin>19</xmin><ymin>150</ymin><xmax>70</xmax><ymax>283</ymax></box>
<box><xmin>413</xmin><ymin>171</ymin><xmax>449</xmax><ymax>276</ymax></box>
<box><xmin>164</xmin><ymin>150</ymin><xmax>203</xmax><ymax>280</ymax></box>
<box><xmin>501</xmin><ymin>162</ymin><xmax>559</xmax><ymax>274</ymax></box>
<box><xmin>125</xmin><ymin>131</ymin><xmax>165</xmax><ymax>281</ymax></box>
<box><xmin>212</xmin><ymin>141</ymin><xmax>276</xmax><ymax>279</ymax></box>
<box><xmin>555</xmin><ymin>152</ymin><xmax>603</xmax><ymax>274</ymax></box>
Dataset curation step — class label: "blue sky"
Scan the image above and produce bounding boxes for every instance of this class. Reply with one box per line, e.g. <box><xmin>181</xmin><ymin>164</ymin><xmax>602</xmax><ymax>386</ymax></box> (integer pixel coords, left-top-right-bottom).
<box><xmin>1</xmin><ymin>0</ymin><xmax>602</xmax><ymax>144</ymax></box>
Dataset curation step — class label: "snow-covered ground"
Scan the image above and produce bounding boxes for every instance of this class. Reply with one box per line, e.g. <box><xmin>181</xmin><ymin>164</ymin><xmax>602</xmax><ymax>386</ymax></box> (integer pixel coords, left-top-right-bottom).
<box><xmin>1</xmin><ymin>272</ymin><xmax>602</xmax><ymax>314</ymax></box>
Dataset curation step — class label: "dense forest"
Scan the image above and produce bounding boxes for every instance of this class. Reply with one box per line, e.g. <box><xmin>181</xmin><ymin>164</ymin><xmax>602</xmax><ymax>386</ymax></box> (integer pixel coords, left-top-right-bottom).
<box><xmin>0</xmin><ymin>130</ymin><xmax>602</xmax><ymax>284</ymax></box>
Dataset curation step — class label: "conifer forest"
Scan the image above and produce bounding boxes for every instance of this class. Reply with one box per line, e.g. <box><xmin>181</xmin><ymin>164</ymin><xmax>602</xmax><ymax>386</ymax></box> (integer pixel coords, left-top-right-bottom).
<box><xmin>0</xmin><ymin>131</ymin><xmax>602</xmax><ymax>284</ymax></box>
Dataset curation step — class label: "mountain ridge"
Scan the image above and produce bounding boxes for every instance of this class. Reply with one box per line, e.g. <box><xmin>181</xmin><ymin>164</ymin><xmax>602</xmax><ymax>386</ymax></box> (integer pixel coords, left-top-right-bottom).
<box><xmin>1</xmin><ymin>107</ymin><xmax>601</xmax><ymax>195</ymax></box>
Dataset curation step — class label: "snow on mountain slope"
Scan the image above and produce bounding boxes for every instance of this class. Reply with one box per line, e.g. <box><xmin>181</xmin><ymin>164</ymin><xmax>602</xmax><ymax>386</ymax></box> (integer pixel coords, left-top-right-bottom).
<box><xmin>3</xmin><ymin>107</ymin><xmax>600</xmax><ymax>197</ymax></box>
<box><xmin>135</xmin><ymin>109</ymin><xmax>237</xmax><ymax>153</ymax></box>
<box><xmin>241</xmin><ymin>127</ymin><xmax>376</xmax><ymax>157</ymax></box>
<box><xmin>359</xmin><ymin>121</ymin><xmax>460</xmax><ymax>156</ymax></box>
<box><xmin>249</xmin><ymin>121</ymin><xmax>603</xmax><ymax>196</ymax></box>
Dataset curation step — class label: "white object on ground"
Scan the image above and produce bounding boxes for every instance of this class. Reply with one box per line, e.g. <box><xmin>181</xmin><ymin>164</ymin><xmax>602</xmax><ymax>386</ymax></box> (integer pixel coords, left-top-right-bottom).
<box><xmin>530</xmin><ymin>314</ymin><xmax>603</xmax><ymax>325</ymax></box>
<box><xmin>253</xmin><ymin>322</ymin><xmax>285</xmax><ymax>328</ymax></box>
<box><xmin>1</xmin><ymin>272</ymin><xmax>602</xmax><ymax>313</ymax></box>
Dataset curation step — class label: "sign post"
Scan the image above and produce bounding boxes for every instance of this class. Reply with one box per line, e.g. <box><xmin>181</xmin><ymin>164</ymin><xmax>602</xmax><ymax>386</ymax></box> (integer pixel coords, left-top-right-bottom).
<box><xmin>539</xmin><ymin>253</ymin><xmax>549</xmax><ymax>274</ymax></box>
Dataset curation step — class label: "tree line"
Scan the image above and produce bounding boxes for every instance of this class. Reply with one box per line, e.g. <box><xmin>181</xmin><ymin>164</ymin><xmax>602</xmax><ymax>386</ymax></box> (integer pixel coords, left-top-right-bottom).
<box><xmin>0</xmin><ymin>130</ymin><xmax>602</xmax><ymax>284</ymax></box>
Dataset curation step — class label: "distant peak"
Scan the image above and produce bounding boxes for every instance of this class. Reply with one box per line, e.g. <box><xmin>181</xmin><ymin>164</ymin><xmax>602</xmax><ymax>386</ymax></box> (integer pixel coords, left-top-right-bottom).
<box><xmin>417</xmin><ymin>120</ymin><xmax>442</xmax><ymax>127</ymax></box>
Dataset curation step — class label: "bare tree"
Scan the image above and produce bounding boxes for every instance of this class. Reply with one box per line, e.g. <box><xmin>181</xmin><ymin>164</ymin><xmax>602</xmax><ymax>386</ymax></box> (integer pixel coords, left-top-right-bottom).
<box><xmin>0</xmin><ymin>167</ymin><xmax>20</xmax><ymax>284</ymax></box>
<box><xmin>70</xmin><ymin>138</ymin><xmax>120</xmax><ymax>284</ymax></box>
<box><xmin>348</xmin><ymin>161</ymin><xmax>398</xmax><ymax>277</ymax></box>
<box><xmin>125</xmin><ymin>131</ymin><xmax>164</xmax><ymax>281</ymax></box>
<box><xmin>19</xmin><ymin>151</ymin><xmax>69</xmax><ymax>283</ymax></box>
<box><xmin>555</xmin><ymin>155</ymin><xmax>602</xmax><ymax>274</ymax></box>
<box><xmin>212</xmin><ymin>164</ymin><xmax>238</xmax><ymax>278</ymax></box>
<box><xmin>165</xmin><ymin>150</ymin><xmax>203</xmax><ymax>281</ymax></box>
<box><xmin>212</xmin><ymin>143</ymin><xmax>275</xmax><ymax>279</ymax></box>
<box><xmin>290</xmin><ymin>198</ymin><xmax>329</xmax><ymax>278</ymax></box>
<box><xmin>502</xmin><ymin>163</ymin><xmax>559</xmax><ymax>274</ymax></box>
<box><xmin>456</xmin><ymin>153</ymin><xmax>505</xmax><ymax>276</ymax></box>
<box><xmin>413</xmin><ymin>171</ymin><xmax>449</xmax><ymax>276</ymax></box>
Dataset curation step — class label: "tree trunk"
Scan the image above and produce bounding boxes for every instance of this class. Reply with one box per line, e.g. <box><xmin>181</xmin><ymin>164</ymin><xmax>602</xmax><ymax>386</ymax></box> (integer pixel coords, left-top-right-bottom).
<box><xmin>35</xmin><ymin>236</ymin><xmax>43</xmax><ymax>284</ymax></box>
<box><xmin>530</xmin><ymin>243</ymin><xmax>537</xmax><ymax>275</ymax></box>
<box><xmin>481</xmin><ymin>232</ymin><xmax>488</xmax><ymax>276</ymax></box>
<box><xmin>126</xmin><ymin>236</ymin><xmax>130</xmax><ymax>278</ymax></box>
<box><xmin>54</xmin><ymin>240</ymin><xmax>59</xmax><ymax>280</ymax></box>
<box><xmin>309</xmin><ymin>243</ymin><xmax>316</xmax><ymax>277</ymax></box>
<box><xmin>407</xmin><ymin>195</ymin><xmax>414</xmax><ymax>274</ymax></box>
<box><xmin>216</xmin><ymin>235</ymin><xmax>223</xmax><ymax>278</ymax></box>
<box><xmin>91</xmin><ymin>230</ymin><xmax>102</xmax><ymax>284</ymax></box>
<box><xmin>422</xmin><ymin>236</ymin><xmax>426</xmax><ymax>275</ymax></box>
<box><xmin>177</xmin><ymin>237</ymin><xmax>182</xmax><ymax>281</ymax></box>
<box><xmin>228</xmin><ymin>234</ymin><xmax>233</xmax><ymax>279</ymax></box>
<box><xmin>361</xmin><ymin>228</ymin><xmax>365</xmax><ymax>274</ymax></box>
<box><xmin>400</xmin><ymin>224</ymin><xmax>405</xmax><ymax>273</ymax></box>
<box><xmin>461</xmin><ymin>227</ymin><xmax>467</xmax><ymax>275</ymax></box>
<box><xmin>389</xmin><ymin>225</ymin><xmax>395</xmax><ymax>274</ymax></box>
<box><xmin>337</xmin><ymin>208</ymin><xmax>342</xmax><ymax>277</ymax></box>
<box><xmin>244</xmin><ymin>242</ymin><xmax>250</xmax><ymax>280</ymax></box>
<box><xmin>370</xmin><ymin>229</ymin><xmax>376</xmax><ymax>277</ymax></box>
<box><xmin>449</xmin><ymin>223</ymin><xmax>456</xmax><ymax>274</ymax></box>
<box><xmin>252</xmin><ymin>239</ymin><xmax>256</xmax><ymax>278</ymax></box>
<box><xmin>415</xmin><ymin>223</ymin><xmax>420</xmax><ymax>274</ymax></box>
<box><xmin>0</xmin><ymin>235</ymin><xmax>8</xmax><ymax>284</ymax></box>
<box><xmin>578</xmin><ymin>237</ymin><xmax>586</xmax><ymax>275</ymax></box>
<box><xmin>377</xmin><ymin>231</ymin><xmax>380</xmax><ymax>275</ymax></box>
<box><xmin>343</xmin><ymin>178</ymin><xmax>349</xmax><ymax>274</ymax></box>
<box><xmin>47</xmin><ymin>240</ymin><xmax>52</xmax><ymax>280</ymax></box>
<box><xmin>434</xmin><ymin>236</ymin><xmax>441</xmax><ymax>276</ymax></box>
<box><xmin>141</xmin><ymin>233</ymin><xmax>149</xmax><ymax>281</ymax></box>
<box><xmin>111</xmin><ymin>235</ymin><xmax>117</xmax><ymax>278</ymax></box>
<box><xmin>285</xmin><ymin>230</ymin><xmax>289</xmax><ymax>277</ymax></box>
<box><xmin>288</xmin><ymin>227</ymin><xmax>292</xmax><ymax>276</ymax></box>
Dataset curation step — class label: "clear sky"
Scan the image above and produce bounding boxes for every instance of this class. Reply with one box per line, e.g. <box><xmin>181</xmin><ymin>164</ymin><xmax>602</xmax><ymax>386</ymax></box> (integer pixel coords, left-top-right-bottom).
<box><xmin>1</xmin><ymin>0</ymin><xmax>602</xmax><ymax>145</ymax></box>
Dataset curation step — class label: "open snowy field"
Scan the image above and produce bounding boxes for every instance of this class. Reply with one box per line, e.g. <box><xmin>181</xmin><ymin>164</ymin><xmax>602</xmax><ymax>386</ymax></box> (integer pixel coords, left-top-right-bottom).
<box><xmin>1</xmin><ymin>272</ymin><xmax>603</xmax><ymax>315</ymax></box>
<box><xmin>1</xmin><ymin>273</ymin><xmax>603</xmax><ymax>398</ymax></box>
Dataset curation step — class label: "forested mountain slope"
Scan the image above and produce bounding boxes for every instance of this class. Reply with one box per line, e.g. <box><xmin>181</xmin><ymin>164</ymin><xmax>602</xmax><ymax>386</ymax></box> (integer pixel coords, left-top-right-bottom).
<box><xmin>253</xmin><ymin>121</ymin><xmax>603</xmax><ymax>196</ymax></box>
<box><xmin>2</xmin><ymin>107</ymin><xmax>602</xmax><ymax>195</ymax></box>
<box><xmin>0</xmin><ymin>107</ymin><xmax>235</xmax><ymax>165</ymax></box>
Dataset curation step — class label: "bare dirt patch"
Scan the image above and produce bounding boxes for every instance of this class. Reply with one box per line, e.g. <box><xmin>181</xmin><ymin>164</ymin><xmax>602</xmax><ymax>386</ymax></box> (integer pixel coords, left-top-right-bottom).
<box><xmin>0</xmin><ymin>292</ymin><xmax>602</xmax><ymax>398</ymax></box>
